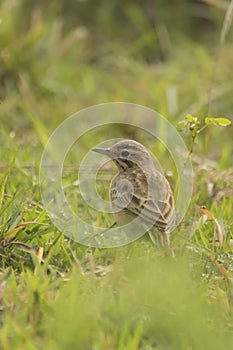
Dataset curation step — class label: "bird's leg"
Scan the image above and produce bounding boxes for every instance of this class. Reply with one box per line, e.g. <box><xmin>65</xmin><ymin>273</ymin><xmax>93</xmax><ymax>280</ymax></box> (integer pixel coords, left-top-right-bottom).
<box><xmin>163</xmin><ymin>233</ymin><xmax>170</xmax><ymax>247</ymax></box>
<box><xmin>148</xmin><ymin>231</ymin><xmax>157</xmax><ymax>245</ymax></box>
<box><xmin>148</xmin><ymin>230</ymin><xmax>174</xmax><ymax>256</ymax></box>
<box><xmin>148</xmin><ymin>230</ymin><xmax>168</xmax><ymax>248</ymax></box>
<box><xmin>162</xmin><ymin>233</ymin><xmax>175</xmax><ymax>257</ymax></box>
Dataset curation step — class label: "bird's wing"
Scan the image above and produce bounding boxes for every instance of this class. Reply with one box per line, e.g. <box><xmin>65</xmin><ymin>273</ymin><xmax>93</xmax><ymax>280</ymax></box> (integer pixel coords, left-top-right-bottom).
<box><xmin>110</xmin><ymin>170</ymin><xmax>176</xmax><ymax>232</ymax></box>
<box><xmin>129</xmin><ymin>194</ymin><xmax>173</xmax><ymax>231</ymax></box>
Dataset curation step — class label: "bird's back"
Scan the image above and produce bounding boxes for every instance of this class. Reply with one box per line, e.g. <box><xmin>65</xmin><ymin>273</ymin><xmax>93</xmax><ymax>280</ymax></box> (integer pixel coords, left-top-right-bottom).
<box><xmin>110</xmin><ymin>167</ymin><xmax>176</xmax><ymax>233</ymax></box>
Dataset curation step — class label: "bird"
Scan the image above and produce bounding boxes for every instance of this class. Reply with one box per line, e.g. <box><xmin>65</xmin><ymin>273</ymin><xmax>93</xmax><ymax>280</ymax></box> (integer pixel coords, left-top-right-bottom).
<box><xmin>92</xmin><ymin>139</ymin><xmax>176</xmax><ymax>246</ymax></box>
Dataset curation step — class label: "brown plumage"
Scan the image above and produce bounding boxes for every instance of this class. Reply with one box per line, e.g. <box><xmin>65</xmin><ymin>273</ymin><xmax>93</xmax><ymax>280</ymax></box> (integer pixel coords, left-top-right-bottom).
<box><xmin>92</xmin><ymin>139</ymin><xmax>176</xmax><ymax>245</ymax></box>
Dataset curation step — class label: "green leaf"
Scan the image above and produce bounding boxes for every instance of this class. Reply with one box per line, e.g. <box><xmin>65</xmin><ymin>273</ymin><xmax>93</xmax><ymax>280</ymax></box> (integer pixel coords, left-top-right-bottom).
<box><xmin>205</xmin><ymin>117</ymin><xmax>231</xmax><ymax>126</ymax></box>
<box><xmin>0</xmin><ymin>154</ymin><xmax>16</xmax><ymax>211</ymax></box>
<box><xmin>185</xmin><ymin>114</ymin><xmax>199</xmax><ymax>124</ymax></box>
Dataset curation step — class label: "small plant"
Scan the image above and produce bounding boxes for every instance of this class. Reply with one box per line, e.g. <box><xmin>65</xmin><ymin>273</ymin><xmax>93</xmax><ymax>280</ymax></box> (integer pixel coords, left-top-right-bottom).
<box><xmin>176</xmin><ymin>115</ymin><xmax>231</xmax><ymax>251</ymax></box>
<box><xmin>176</xmin><ymin>114</ymin><xmax>231</xmax><ymax>157</ymax></box>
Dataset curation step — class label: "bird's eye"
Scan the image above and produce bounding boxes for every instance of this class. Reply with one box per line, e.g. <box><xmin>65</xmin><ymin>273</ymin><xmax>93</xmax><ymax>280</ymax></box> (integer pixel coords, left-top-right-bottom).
<box><xmin>121</xmin><ymin>150</ymin><xmax>130</xmax><ymax>157</ymax></box>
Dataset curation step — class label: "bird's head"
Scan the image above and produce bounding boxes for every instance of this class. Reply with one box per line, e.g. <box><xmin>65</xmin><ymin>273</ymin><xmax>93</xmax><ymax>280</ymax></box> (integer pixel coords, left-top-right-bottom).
<box><xmin>92</xmin><ymin>139</ymin><xmax>153</xmax><ymax>171</ymax></box>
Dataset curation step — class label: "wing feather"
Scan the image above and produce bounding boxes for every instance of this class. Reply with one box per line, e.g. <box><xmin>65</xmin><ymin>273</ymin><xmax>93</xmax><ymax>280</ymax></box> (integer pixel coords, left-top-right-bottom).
<box><xmin>110</xmin><ymin>169</ymin><xmax>176</xmax><ymax>232</ymax></box>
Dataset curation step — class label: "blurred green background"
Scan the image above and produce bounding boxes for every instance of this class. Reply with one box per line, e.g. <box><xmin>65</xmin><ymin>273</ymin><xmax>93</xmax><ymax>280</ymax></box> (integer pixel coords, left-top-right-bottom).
<box><xmin>0</xmin><ymin>0</ymin><xmax>233</xmax><ymax>349</ymax></box>
<box><xmin>1</xmin><ymin>0</ymin><xmax>233</xmax><ymax>164</ymax></box>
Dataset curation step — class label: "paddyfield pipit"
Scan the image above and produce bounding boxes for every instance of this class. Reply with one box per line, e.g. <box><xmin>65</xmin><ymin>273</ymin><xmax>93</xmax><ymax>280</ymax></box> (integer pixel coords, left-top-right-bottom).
<box><xmin>92</xmin><ymin>139</ymin><xmax>176</xmax><ymax>246</ymax></box>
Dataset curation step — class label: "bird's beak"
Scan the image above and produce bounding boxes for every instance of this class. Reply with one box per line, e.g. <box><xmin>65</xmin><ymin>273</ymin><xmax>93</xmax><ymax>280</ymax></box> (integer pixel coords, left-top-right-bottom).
<box><xmin>92</xmin><ymin>147</ymin><xmax>111</xmax><ymax>157</ymax></box>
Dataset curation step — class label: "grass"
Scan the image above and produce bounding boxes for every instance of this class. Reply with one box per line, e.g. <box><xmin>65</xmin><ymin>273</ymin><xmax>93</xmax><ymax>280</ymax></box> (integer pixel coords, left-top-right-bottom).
<box><xmin>0</xmin><ymin>0</ymin><xmax>233</xmax><ymax>349</ymax></box>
